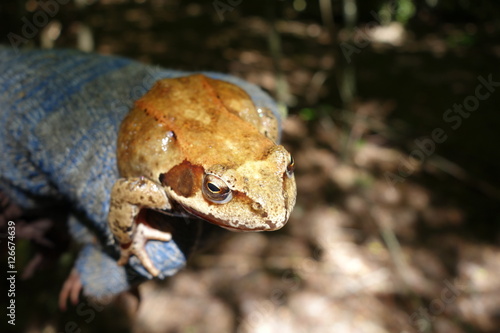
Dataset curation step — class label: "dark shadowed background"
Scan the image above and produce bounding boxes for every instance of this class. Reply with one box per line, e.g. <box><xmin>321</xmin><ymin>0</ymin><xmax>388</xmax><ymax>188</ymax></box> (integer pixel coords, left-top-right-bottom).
<box><xmin>1</xmin><ymin>0</ymin><xmax>500</xmax><ymax>332</ymax></box>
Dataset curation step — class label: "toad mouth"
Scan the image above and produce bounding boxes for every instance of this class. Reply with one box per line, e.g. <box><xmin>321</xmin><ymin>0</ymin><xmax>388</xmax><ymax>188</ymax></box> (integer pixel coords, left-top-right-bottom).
<box><xmin>176</xmin><ymin>204</ymin><xmax>269</xmax><ymax>232</ymax></box>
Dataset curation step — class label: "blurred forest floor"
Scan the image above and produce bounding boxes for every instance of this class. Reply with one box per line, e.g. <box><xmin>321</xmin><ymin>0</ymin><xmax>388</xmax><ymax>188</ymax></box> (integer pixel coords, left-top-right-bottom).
<box><xmin>1</xmin><ymin>0</ymin><xmax>500</xmax><ymax>332</ymax></box>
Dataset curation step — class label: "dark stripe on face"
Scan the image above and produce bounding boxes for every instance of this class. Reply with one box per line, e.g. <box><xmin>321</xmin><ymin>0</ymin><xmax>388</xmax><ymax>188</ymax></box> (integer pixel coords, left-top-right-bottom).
<box><xmin>160</xmin><ymin>160</ymin><xmax>204</xmax><ymax>198</ymax></box>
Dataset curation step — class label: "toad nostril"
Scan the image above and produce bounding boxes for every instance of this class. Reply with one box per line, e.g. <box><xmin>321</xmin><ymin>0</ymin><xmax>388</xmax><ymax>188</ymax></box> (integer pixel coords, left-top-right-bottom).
<box><xmin>251</xmin><ymin>202</ymin><xmax>269</xmax><ymax>218</ymax></box>
<box><xmin>251</xmin><ymin>202</ymin><xmax>263</xmax><ymax>211</ymax></box>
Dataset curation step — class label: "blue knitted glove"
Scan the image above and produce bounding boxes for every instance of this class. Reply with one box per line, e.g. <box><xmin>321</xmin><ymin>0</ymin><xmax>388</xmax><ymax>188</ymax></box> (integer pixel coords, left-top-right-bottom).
<box><xmin>0</xmin><ymin>47</ymin><xmax>280</xmax><ymax>298</ymax></box>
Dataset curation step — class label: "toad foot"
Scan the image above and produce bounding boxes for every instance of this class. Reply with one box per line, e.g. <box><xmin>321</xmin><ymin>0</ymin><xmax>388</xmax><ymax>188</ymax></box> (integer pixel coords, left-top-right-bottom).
<box><xmin>117</xmin><ymin>223</ymin><xmax>172</xmax><ymax>277</ymax></box>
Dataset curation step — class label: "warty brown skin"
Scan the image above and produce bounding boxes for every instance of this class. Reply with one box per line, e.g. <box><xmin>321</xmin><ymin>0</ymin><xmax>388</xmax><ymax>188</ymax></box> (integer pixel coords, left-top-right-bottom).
<box><xmin>108</xmin><ymin>74</ymin><xmax>296</xmax><ymax>276</ymax></box>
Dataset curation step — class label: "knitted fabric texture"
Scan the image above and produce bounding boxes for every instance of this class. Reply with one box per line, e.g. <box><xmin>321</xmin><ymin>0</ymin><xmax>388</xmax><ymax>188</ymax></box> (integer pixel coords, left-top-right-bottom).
<box><xmin>0</xmin><ymin>47</ymin><xmax>280</xmax><ymax>297</ymax></box>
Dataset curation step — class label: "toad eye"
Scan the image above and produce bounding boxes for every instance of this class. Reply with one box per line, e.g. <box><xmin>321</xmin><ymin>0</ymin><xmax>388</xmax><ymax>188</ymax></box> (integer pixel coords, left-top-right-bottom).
<box><xmin>202</xmin><ymin>174</ymin><xmax>233</xmax><ymax>204</ymax></box>
<box><xmin>286</xmin><ymin>155</ymin><xmax>295</xmax><ymax>178</ymax></box>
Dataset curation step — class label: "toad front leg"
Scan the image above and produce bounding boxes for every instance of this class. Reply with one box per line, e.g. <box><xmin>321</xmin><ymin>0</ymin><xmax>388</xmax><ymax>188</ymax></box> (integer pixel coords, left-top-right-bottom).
<box><xmin>108</xmin><ymin>177</ymin><xmax>173</xmax><ymax>277</ymax></box>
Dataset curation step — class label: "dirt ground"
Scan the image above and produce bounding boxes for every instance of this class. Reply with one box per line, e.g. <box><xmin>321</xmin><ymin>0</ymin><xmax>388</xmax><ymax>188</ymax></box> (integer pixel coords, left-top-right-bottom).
<box><xmin>1</xmin><ymin>1</ymin><xmax>500</xmax><ymax>332</ymax></box>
